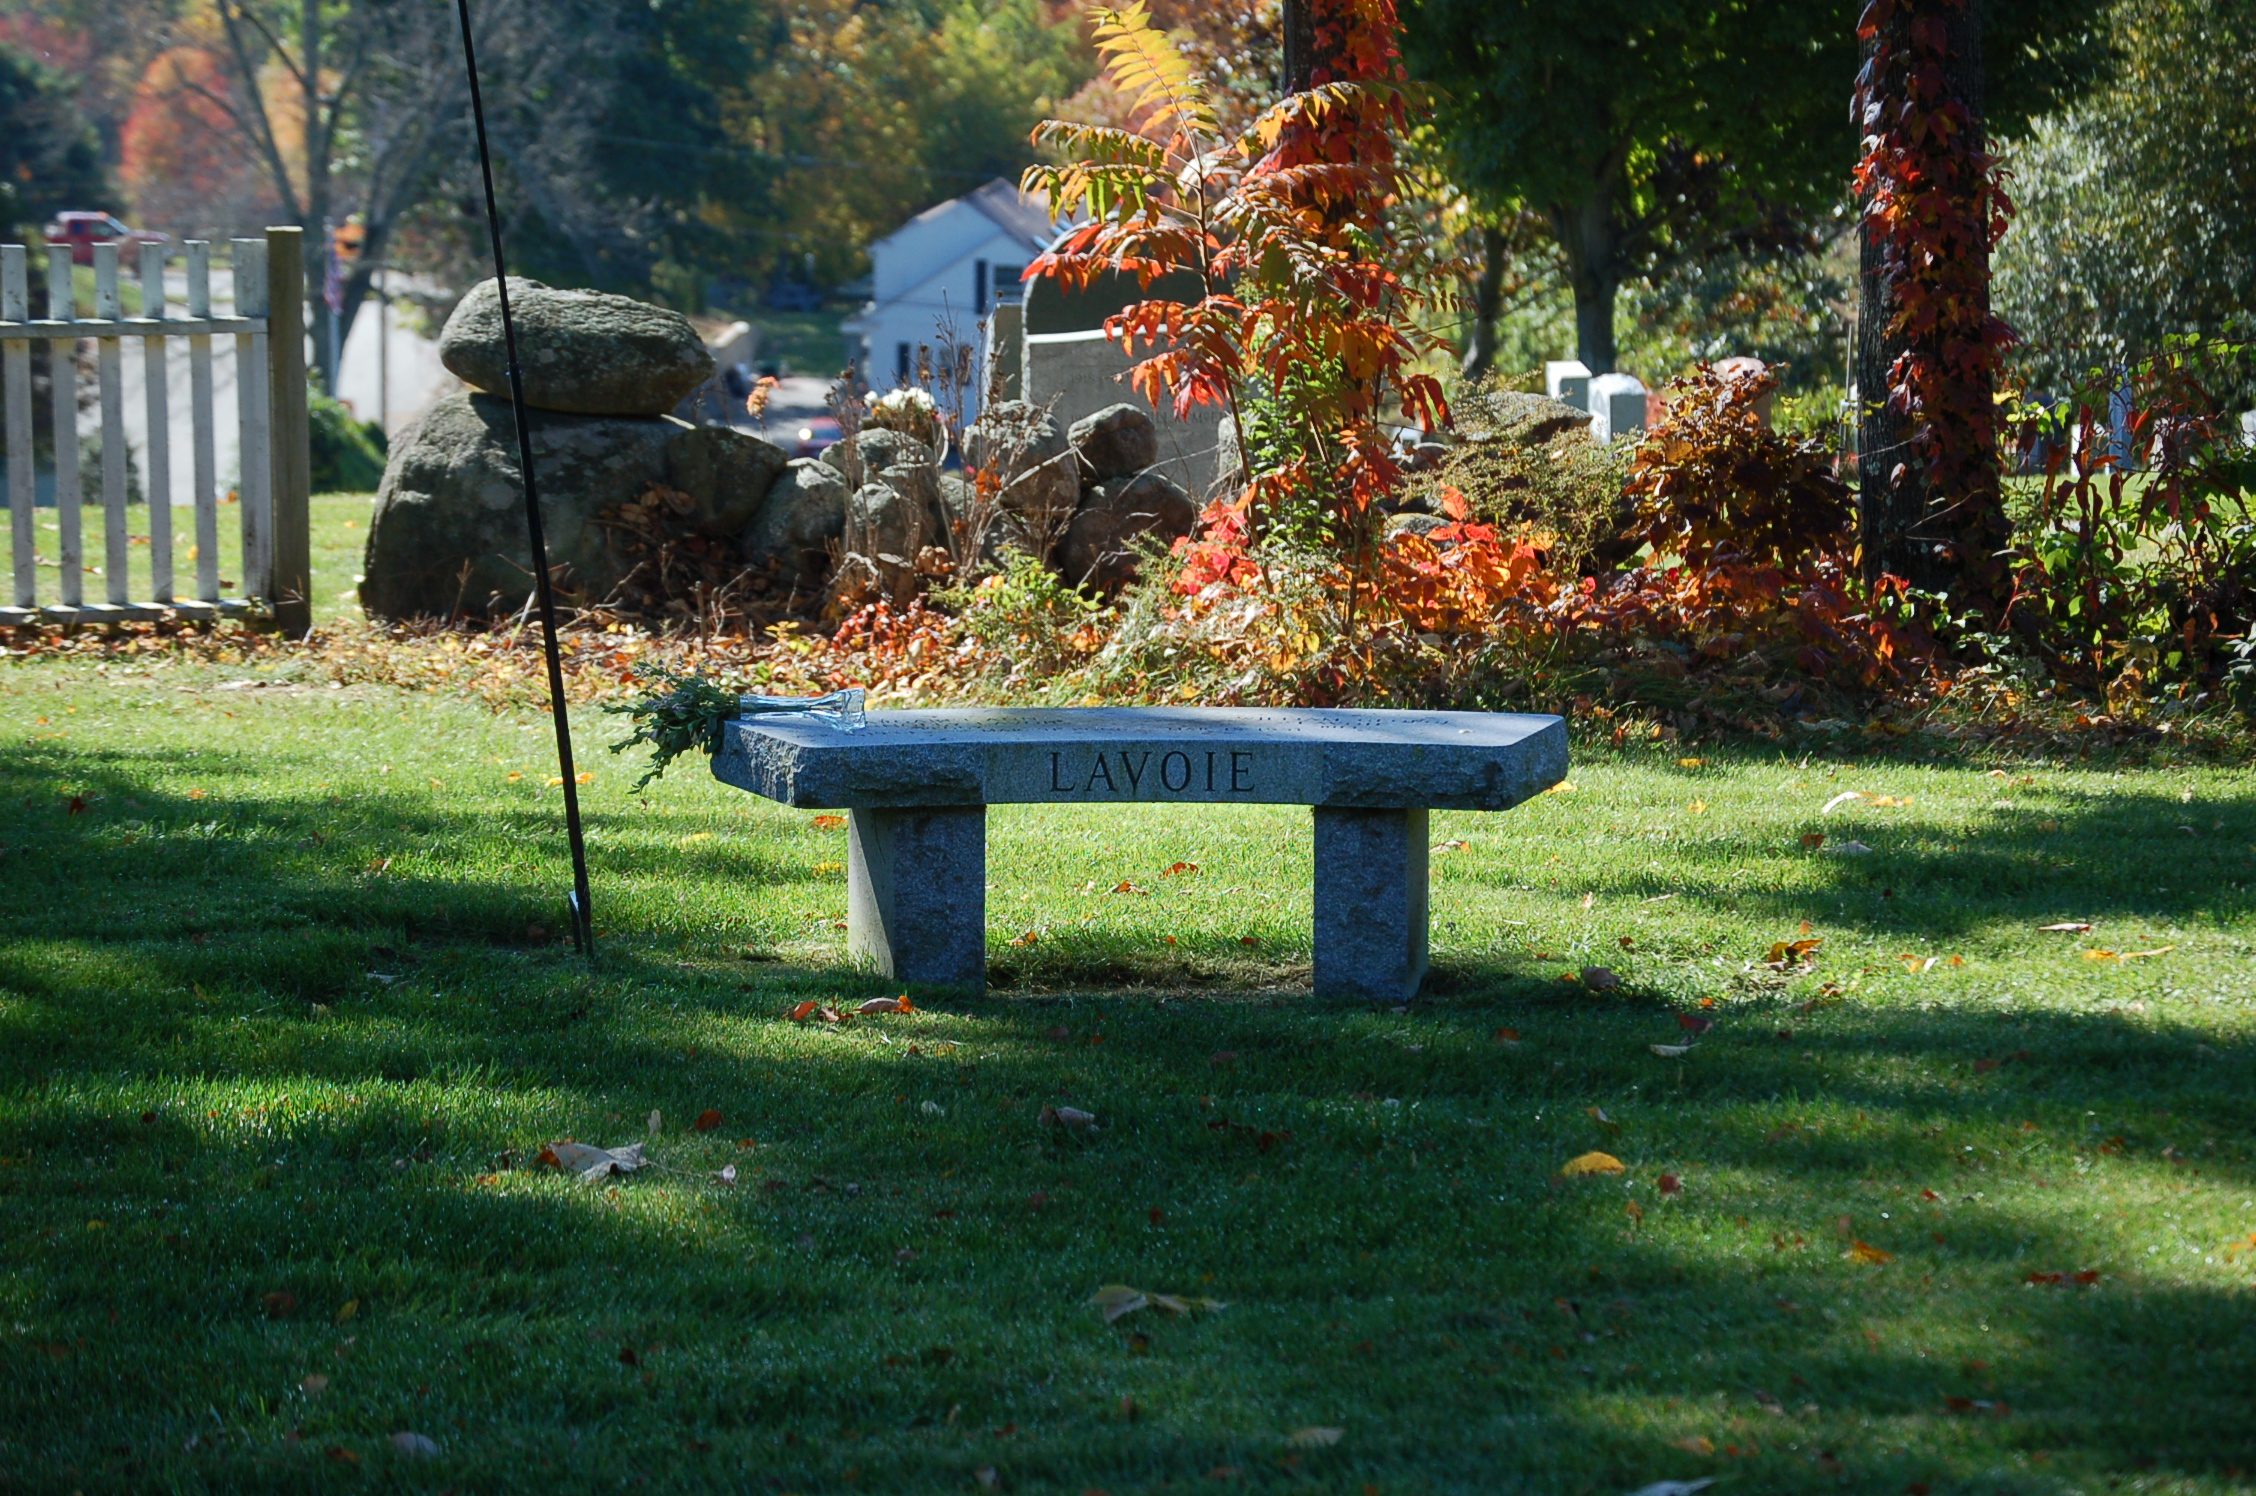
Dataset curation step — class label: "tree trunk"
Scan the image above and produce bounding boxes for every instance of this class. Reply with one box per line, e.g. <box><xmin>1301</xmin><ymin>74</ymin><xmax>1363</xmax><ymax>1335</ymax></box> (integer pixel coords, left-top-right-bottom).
<box><xmin>1551</xmin><ymin>195</ymin><xmax>1619</xmax><ymax>374</ymax></box>
<box><xmin>1460</xmin><ymin>224</ymin><xmax>1507</xmax><ymax>379</ymax></box>
<box><xmin>1281</xmin><ymin>0</ymin><xmax>1314</xmax><ymax>92</ymax></box>
<box><xmin>1856</xmin><ymin>0</ymin><xmax>2004</xmax><ymax>603</ymax></box>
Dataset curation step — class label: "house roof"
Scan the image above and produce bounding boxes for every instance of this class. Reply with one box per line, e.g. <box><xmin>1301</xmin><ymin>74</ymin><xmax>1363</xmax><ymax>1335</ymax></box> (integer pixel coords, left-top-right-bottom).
<box><xmin>874</xmin><ymin>178</ymin><xmax>1057</xmax><ymax>255</ymax></box>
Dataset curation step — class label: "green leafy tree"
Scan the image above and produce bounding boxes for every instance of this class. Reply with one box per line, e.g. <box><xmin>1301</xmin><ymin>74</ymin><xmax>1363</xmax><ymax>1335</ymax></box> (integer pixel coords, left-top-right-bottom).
<box><xmin>1399</xmin><ymin>0</ymin><xmax>2113</xmax><ymax>374</ymax></box>
<box><xmin>0</xmin><ymin>41</ymin><xmax>108</xmax><ymax>234</ymax></box>
<box><xmin>1997</xmin><ymin>0</ymin><xmax>2256</xmax><ymax>389</ymax></box>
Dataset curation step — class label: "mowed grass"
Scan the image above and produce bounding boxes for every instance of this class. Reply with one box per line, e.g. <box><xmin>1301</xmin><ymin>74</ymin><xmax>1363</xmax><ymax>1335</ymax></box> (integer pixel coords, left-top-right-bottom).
<box><xmin>1</xmin><ymin>492</ymin><xmax>375</xmax><ymax>617</ymax></box>
<box><xmin>3</xmin><ymin>659</ymin><xmax>2255</xmax><ymax>1495</ymax></box>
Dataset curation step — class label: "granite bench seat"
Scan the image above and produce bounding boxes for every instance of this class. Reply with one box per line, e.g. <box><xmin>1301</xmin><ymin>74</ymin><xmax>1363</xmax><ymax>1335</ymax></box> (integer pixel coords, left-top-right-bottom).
<box><xmin>712</xmin><ymin>706</ymin><xmax>1567</xmax><ymax>1000</ymax></box>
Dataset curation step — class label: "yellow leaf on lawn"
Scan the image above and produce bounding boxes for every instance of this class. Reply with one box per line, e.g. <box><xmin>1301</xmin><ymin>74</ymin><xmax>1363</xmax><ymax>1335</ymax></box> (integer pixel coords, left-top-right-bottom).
<box><xmin>1689</xmin><ymin>799</ymin><xmax>1707</xmax><ymax>815</ymax></box>
<box><xmin>1677</xmin><ymin>758</ymin><xmax>1707</xmax><ymax>769</ymax></box>
<box><xmin>812</xmin><ymin>814</ymin><xmax>847</xmax><ymax>829</ymax></box>
<box><xmin>1545</xmin><ymin>781</ymin><xmax>1576</xmax><ymax>794</ymax></box>
<box><xmin>1846</xmin><ymin>1240</ymin><xmax>1896</xmax><ymax>1264</ymax></box>
<box><xmin>2083</xmin><ymin>949</ymin><xmax>2117</xmax><ymax>962</ymax></box>
<box><xmin>1560</xmin><ymin>1151</ymin><xmax>1626</xmax><ymax>1177</ymax></box>
<box><xmin>1675</xmin><ymin>1436</ymin><xmax>1715</xmax><ymax>1456</ymax></box>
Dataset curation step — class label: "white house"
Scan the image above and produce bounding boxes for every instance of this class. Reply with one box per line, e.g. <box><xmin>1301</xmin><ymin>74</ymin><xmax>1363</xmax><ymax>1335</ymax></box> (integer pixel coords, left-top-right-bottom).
<box><xmin>842</xmin><ymin>179</ymin><xmax>1056</xmax><ymax>425</ymax></box>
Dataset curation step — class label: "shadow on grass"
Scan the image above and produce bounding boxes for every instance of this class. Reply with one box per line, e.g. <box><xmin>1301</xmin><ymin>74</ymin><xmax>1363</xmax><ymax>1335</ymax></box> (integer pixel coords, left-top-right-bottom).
<box><xmin>4</xmin><ymin>743</ymin><xmax>2256</xmax><ymax>1490</ymax></box>
<box><xmin>3</xmin><ymin>989</ymin><xmax>2253</xmax><ymax>1492</ymax></box>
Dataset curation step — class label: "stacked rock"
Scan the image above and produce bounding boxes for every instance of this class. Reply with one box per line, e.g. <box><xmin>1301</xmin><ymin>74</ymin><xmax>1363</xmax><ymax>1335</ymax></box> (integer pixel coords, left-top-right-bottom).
<box><xmin>963</xmin><ymin>399</ymin><xmax>1196</xmax><ymax>594</ymax></box>
<box><xmin>361</xmin><ymin>279</ymin><xmax>812</xmax><ymax>621</ymax></box>
<box><xmin>360</xmin><ymin>279</ymin><xmax>1202</xmax><ymax>621</ymax></box>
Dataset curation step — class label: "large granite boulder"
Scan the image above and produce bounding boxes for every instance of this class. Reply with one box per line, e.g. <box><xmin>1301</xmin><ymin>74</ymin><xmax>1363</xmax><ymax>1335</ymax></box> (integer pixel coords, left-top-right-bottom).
<box><xmin>663</xmin><ymin>424</ymin><xmax>790</xmax><ymax>537</ymax></box>
<box><xmin>1069</xmin><ymin>402</ymin><xmax>1159</xmax><ymax>481</ymax></box>
<box><xmin>822</xmin><ymin>428</ymin><xmax>931</xmax><ymax>483</ymax></box>
<box><xmin>360</xmin><ymin>391</ymin><xmax>783</xmax><ymax>620</ymax></box>
<box><xmin>742</xmin><ymin>458</ymin><xmax>849</xmax><ymax>577</ymax></box>
<box><xmin>965</xmin><ymin>399</ymin><xmax>1077</xmax><ymax>523</ymax></box>
<box><xmin>1460</xmin><ymin>390</ymin><xmax>1595</xmax><ymax>449</ymax></box>
<box><xmin>844</xmin><ymin>480</ymin><xmax>939</xmax><ymax>565</ymax></box>
<box><xmin>1059</xmin><ymin>471</ymin><xmax>1196</xmax><ymax>593</ymax></box>
<box><xmin>439</xmin><ymin>278</ymin><xmax>716</xmax><ymax>417</ymax></box>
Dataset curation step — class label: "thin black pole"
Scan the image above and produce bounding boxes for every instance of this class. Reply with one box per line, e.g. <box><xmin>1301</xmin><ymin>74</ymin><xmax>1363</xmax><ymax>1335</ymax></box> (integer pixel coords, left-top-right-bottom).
<box><xmin>453</xmin><ymin>0</ymin><xmax>595</xmax><ymax>956</ymax></box>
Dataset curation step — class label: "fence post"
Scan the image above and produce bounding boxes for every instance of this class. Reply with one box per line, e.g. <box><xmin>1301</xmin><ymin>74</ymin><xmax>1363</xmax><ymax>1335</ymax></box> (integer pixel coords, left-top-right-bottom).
<box><xmin>265</xmin><ymin>226</ymin><xmax>312</xmax><ymax>637</ymax></box>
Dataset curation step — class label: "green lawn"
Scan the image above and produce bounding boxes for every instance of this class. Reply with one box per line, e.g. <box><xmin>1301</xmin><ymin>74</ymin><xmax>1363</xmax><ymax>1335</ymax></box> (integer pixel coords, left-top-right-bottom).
<box><xmin>3</xmin><ymin>657</ymin><xmax>2254</xmax><ymax>1494</ymax></box>
<box><xmin>0</xmin><ymin>492</ymin><xmax>375</xmax><ymax>618</ymax></box>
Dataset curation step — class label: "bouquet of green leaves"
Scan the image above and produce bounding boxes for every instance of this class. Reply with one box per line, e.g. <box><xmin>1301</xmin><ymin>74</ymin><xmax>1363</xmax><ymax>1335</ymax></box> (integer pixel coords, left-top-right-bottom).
<box><xmin>606</xmin><ymin>665</ymin><xmax>867</xmax><ymax>790</ymax></box>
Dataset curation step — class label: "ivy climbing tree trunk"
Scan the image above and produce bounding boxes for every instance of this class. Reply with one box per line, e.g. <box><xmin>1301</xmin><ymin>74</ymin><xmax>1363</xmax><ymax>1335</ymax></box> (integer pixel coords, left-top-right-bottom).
<box><xmin>1852</xmin><ymin>0</ymin><xmax>2014</xmax><ymax>615</ymax></box>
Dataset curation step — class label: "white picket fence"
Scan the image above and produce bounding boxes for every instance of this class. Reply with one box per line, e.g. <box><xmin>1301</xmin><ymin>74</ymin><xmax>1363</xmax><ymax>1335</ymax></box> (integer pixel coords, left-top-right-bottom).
<box><xmin>0</xmin><ymin>226</ymin><xmax>310</xmax><ymax>631</ymax></box>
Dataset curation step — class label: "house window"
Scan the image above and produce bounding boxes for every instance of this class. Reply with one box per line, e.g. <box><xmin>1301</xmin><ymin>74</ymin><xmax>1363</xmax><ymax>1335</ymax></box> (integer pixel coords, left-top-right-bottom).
<box><xmin>993</xmin><ymin>264</ymin><xmax>1026</xmax><ymax>305</ymax></box>
<box><xmin>896</xmin><ymin>341</ymin><xmax>912</xmax><ymax>382</ymax></box>
<box><xmin>974</xmin><ymin>258</ymin><xmax>989</xmax><ymax>316</ymax></box>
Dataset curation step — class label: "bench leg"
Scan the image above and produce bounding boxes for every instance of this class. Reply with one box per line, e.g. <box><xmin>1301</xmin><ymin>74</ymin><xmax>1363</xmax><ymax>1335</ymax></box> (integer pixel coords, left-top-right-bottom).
<box><xmin>1312</xmin><ymin>806</ymin><xmax>1429</xmax><ymax>1001</ymax></box>
<box><xmin>846</xmin><ymin>806</ymin><xmax>987</xmax><ymax>989</ymax></box>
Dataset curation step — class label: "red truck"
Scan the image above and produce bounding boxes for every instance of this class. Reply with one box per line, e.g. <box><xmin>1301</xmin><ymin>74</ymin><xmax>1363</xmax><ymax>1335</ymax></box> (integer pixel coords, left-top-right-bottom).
<box><xmin>45</xmin><ymin>211</ymin><xmax>169</xmax><ymax>267</ymax></box>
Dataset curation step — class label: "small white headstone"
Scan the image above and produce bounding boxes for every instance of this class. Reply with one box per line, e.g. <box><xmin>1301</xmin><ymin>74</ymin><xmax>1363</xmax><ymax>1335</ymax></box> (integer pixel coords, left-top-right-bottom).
<box><xmin>2240</xmin><ymin>410</ymin><xmax>2255</xmax><ymax>449</ymax></box>
<box><xmin>1588</xmin><ymin>372</ymin><xmax>1649</xmax><ymax>444</ymax></box>
<box><xmin>1546</xmin><ymin>360</ymin><xmax>1592</xmax><ymax>411</ymax></box>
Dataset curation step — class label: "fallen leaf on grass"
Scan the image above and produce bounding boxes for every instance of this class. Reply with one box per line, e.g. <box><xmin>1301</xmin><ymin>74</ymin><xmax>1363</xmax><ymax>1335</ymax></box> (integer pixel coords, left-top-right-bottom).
<box><xmin>1800</xmin><ymin>832</ymin><xmax>1826</xmax><ymax>850</ymax></box>
<box><xmin>2024</xmin><ymin>1270</ymin><xmax>2101</xmax><ymax>1287</ymax></box>
<box><xmin>1580</xmin><ymin>966</ymin><xmax>1622</xmax><ymax>991</ymax></box>
<box><xmin>335</xmin><ymin>1299</ymin><xmax>359</xmax><ymax>1323</ymax></box>
<box><xmin>1676</xmin><ymin>1012</ymin><xmax>1714</xmax><ymax>1035</ymax></box>
<box><xmin>262</xmin><ymin>1292</ymin><xmax>297</xmax><ymax>1319</ymax></box>
<box><xmin>1545</xmin><ymin>780</ymin><xmax>1576</xmax><ymax>794</ymax></box>
<box><xmin>1763</xmin><ymin>937</ymin><xmax>1823</xmax><ymax>972</ymax></box>
<box><xmin>693</xmin><ymin>1109</ymin><xmax>723</xmax><ymax>1132</ymax></box>
<box><xmin>788</xmin><ymin>1000</ymin><xmax>845</xmax><ymax>1023</ymax></box>
<box><xmin>1162</xmin><ymin>861</ymin><xmax>1201</xmax><ymax>877</ymax></box>
<box><xmin>1112</xmin><ymin>881</ymin><xmax>1151</xmax><ymax>895</ymax></box>
<box><xmin>1674</xmin><ymin>1436</ymin><xmax>1715</xmax><ymax>1456</ymax></box>
<box><xmin>1091</xmin><ymin>1284</ymin><xmax>1226</xmax><ymax>1323</ymax></box>
<box><xmin>1657</xmin><ymin>1173</ymin><xmax>1682</xmax><ymax>1195</ymax></box>
<box><xmin>1039</xmin><ymin>1105</ymin><xmax>1098</xmax><ymax>1131</ymax></box>
<box><xmin>1287</xmin><ymin>1427</ymin><xmax>1344</xmax><ymax>1448</ymax></box>
<box><xmin>1011</xmin><ymin>930</ymin><xmax>1041</xmax><ymax>947</ymax></box>
<box><xmin>300</xmin><ymin>1374</ymin><xmax>330</xmax><ymax>1394</ymax></box>
<box><xmin>2085</xmin><ymin>946</ymin><xmax>2175</xmax><ymax>962</ymax></box>
<box><xmin>2039</xmin><ymin>922</ymin><xmax>2094</xmax><ymax>933</ymax></box>
<box><xmin>1431</xmin><ymin>838</ymin><xmax>1471</xmax><ymax>854</ymax></box>
<box><xmin>859</xmin><ymin>995</ymin><xmax>917</xmax><ymax>1014</ymax></box>
<box><xmin>1794</xmin><ymin>988</ymin><xmax>1845</xmax><ymax>1014</ymax></box>
<box><xmin>1494</xmin><ymin>1027</ymin><xmax>1521</xmax><ymax>1046</ymax></box>
<box><xmin>1560</xmin><ymin>1151</ymin><xmax>1626</xmax><ymax>1177</ymax></box>
<box><xmin>538</xmin><ymin>1141</ymin><xmax>647</xmax><ymax>1182</ymax></box>
<box><xmin>1845</xmin><ymin>1240</ymin><xmax>1895</xmax><ymax>1264</ymax></box>
<box><xmin>811</xmin><ymin>814</ymin><xmax>846</xmax><ymax>829</ymax></box>
<box><xmin>1899</xmin><ymin>954</ymin><xmax>1938</xmax><ymax>973</ymax></box>
<box><xmin>326</xmin><ymin>1446</ymin><xmax>359</xmax><ymax>1465</ymax></box>
<box><xmin>1237</xmin><ymin>934</ymin><xmax>1261</xmax><ymax>948</ymax></box>
<box><xmin>1650</xmin><ymin>1043</ymin><xmax>1695</xmax><ymax>1058</ymax></box>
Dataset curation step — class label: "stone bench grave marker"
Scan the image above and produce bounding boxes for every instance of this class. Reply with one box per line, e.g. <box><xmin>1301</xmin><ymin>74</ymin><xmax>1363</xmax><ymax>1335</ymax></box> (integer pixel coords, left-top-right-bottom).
<box><xmin>713</xmin><ymin>706</ymin><xmax>1567</xmax><ymax>1000</ymax></box>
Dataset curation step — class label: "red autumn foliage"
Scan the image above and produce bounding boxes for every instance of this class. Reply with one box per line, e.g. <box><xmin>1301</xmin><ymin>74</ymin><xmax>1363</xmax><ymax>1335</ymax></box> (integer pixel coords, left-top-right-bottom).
<box><xmin>1851</xmin><ymin>0</ymin><xmax>2016</xmax><ymax>605</ymax></box>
